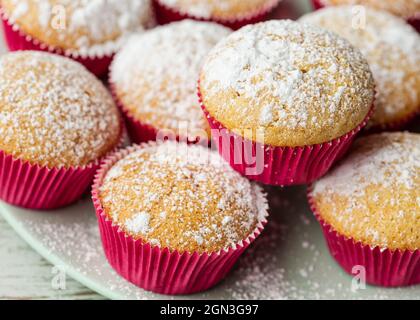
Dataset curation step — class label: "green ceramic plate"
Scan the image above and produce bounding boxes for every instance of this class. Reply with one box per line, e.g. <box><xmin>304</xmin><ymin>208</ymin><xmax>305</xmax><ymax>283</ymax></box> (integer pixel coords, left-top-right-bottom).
<box><xmin>1</xmin><ymin>0</ymin><xmax>419</xmax><ymax>300</ymax></box>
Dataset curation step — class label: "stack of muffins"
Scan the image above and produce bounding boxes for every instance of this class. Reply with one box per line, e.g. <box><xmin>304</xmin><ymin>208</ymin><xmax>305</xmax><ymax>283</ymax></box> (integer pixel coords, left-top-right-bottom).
<box><xmin>0</xmin><ymin>0</ymin><xmax>418</xmax><ymax>295</ymax></box>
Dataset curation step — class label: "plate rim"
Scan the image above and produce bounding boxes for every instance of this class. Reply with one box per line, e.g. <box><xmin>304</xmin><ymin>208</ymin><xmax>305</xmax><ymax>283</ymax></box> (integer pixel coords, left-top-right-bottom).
<box><xmin>0</xmin><ymin>203</ymin><xmax>124</xmax><ymax>300</ymax></box>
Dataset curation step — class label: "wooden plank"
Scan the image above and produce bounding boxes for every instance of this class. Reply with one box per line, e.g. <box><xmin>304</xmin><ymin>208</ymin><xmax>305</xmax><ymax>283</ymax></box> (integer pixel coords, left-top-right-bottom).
<box><xmin>0</xmin><ymin>216</ymin><xmax>103</xmax><ymax>300</ymax></box>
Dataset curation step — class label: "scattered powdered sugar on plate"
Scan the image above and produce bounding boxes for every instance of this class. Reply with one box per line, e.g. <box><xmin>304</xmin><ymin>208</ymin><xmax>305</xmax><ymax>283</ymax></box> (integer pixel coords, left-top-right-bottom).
<box><xmin>0</xmin><ymin>0</ymin><xmax>417</xmax><ymax>301</ymax></box>
<box><xmin>111</xmin><ymin>20</ymin><xmax>231</xmax><ymax>136</ymax></box>
<box><xmin>3</xmin><ymin>185</ymin><xmax>418</xmax><ymax>300</ymax></box>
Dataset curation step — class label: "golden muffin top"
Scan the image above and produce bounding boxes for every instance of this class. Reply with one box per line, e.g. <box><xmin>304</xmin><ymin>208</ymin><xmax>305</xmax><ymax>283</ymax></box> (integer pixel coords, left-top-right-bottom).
<box><xmin>200</xmin><ymin>20</ymin><xmax>375</xmax><ymax>147</ymax></box>
<box><xmin>318</xmin><ymin>0</ymin><xmax>420</xmax><ymax>19</ymax></box>
<box><xmin>0</xmin><ymin>0</ymin><xmax>154</xmax><ymax>56</ymax></box>
<box><xmin>312</xmin><ymin>132</ymin><xmax>420</xmax><ymax>251</ymax></box>
<box><xmin>111</xmin><ymin>20</ymin><xmax>231</xmax><ymax>141</ymax></box>
<box><xmin>99</xmin><ymin>141</ymin><xmax>267</xmax><ymax>254</ymax></box>
<box><xmin>300</xmin><ymin>6</ymin><xmax>420</xmax><ymax>128</ymax></box>
<box><xmin>158</xmin><ymin>0</ymin><xmax>277</xmax><ymax>20</ymax></box>
<box><xmin>0</xmin><ymin>51</ymin><xmax>121</xmax><ymax>168</ymax></box>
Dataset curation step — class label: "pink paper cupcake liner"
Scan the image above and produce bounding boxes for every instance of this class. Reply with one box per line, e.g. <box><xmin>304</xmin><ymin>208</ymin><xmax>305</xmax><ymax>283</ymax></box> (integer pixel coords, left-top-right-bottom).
<box><xmin>152</xmin><ymin>0</ymin><xmax>281</xmax><ymax>30</ymax></box>
<box><xmin>408</xmin><ymin>16</ymin><xmax>420</xmax><ymax>33</ymax></box>
<box><xmin>1</xmin><ymin>8</ymin><xmax>113</xmax><ymax>77</ymax></box>
<box><xmin>109</xmin><ymin>83</ymin><xmax>209</xmax><ymax>146</ymax></box>
<box><xmin>91</xmin><ymin>143</ymin><xmax>268</xmax><ymax>295</ymax></box>
<box><xmin>109</xmin><ymin>83</ymin><xmax>161</xmax><ymax>144</ymax></box>
<box><xmin>0</xmin><ymin>125</ymin><xmax>125</xmax><ymax>211</ymax></box>
<box><xmin>307</xmin><ymin>187</ymin><xmax>420</xmax><ymax>287</ymax></box>
<box><xmin>198</xmin><ymin>84</ymin><xmax>374</xmax><ymax>186</ymax></box>
<box><xmin>311</xmin><ymin>0</ymin><xmax>420</xmax><ymax>33</ymax></box>
<box><xmin>311</xmin><ymin>0</ymin><xmax>324</xmax><ymax>10</ymax></box>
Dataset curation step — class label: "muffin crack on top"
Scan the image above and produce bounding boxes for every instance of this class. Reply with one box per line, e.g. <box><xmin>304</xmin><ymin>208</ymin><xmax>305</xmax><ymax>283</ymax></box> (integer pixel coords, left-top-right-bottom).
<box><xmin>199</xmin><ymin>20</ymin><xmax>375</xmax><ymax>147</ymax></box>
<box><xmin>99</xmin><ymin>142</ymin><xmax>267</xmax><ymax>254</ymax></box>
<box><xmin>0</xmin><ymin>0</ymin><xmax>154</xmax><ymax>56</ymax></box>
<box><xmin>0</xmin><ymin>51</ymin><xmax>122</xmax><ymax>168</ymax></box>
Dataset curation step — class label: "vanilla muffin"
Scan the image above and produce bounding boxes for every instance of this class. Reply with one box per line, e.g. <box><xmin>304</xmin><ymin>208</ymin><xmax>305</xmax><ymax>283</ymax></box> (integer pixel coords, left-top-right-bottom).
<box><xmin>200</xmin><ymin>20</ymin><xmax>375</xmax><ymax>147</ymax></box>
<box><xmin>300</xmin><ymin>6</ymin><xmax>420</xmax><ymax>129</ymax></box>
<box><xmin>111</xmin><ymin>20</ymin><xmax>231</xmax><ymax>142</ymax></box>
<box><xmin>0</xmin><ymin>51</ymin><xmax>121</xmax><ymax>168</ymax></box>
<box><xmin>155</xmin><ymin>0</ymin><xmax>278</xmax><ymax>21</ymax></box>
<box><xmin>315</xmin><ymin>0</ymin><xmax>420</xmax><ymax>20</ymax></box>
<box><xmin>0</xmin><ymin>0</ymin><xmax>154</xmax><ymax>56</ymax></box>
<box><xmin>99</xmin><ymin>141</ymin><xmax>267</xmax><ymax>254</ymax></box>
<box><xmin>312</xmin><ymin>132</ymin><xmax>420</xmax><ymax>251</ymax></box>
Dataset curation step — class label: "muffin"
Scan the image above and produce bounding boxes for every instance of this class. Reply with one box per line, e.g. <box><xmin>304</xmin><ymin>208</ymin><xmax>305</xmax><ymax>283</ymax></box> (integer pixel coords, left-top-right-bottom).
<box><xmin>199</xmin><ymin>20</ymin><xmax>375</xmax><ymax>186</ymax></box>
<box><xmin>110</xmin><ymin>20</ymin><xmax>231</xmax><ymax>144</ymax></box>
<box><xmin>152</xmin><ymin>0</ymin><xmax>280</xmax><ymax>30</ymax></box>
<box><xmin>300</xmin><ymin>6</ymin><xmax>420</xmax><ymax>131</ymax></box>
<box><xmin>311</xmin><ymin>0</ymin><xmax>420</xmax><ymax>32</ymax></box>
<box><xmin>0</xmin><ymin>51</ymin><xmax>122</xmax><ymax>209</ymax></box>
<box><xmin>309</xmin><ymin>132</ymin><xmax>420</xmax><ymax>287</ymax></box>
<box><xmin>0</xmin><ymin>0</ymin><xmax>154</xmax><ymax>76</ymax></box>
<box><xmin>92</xmin><ymin>141</ymin><xmax>268</xmax><ymax>294</ymax></box>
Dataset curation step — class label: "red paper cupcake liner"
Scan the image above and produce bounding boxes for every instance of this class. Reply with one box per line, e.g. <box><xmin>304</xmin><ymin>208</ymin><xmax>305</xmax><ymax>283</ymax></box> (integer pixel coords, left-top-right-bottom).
<box><xmin>152</xmin><ymin>0</ymin><xmax>281</xmax><ymax>30</ymax></box>
<box><xmin>307</xmin><ymin>187</ymin><xmax>420</xmax><ymax>287</ymax></box>
<box><xmin>0</xmin><ymin>125</ymin><xmax>125</xmax><ymax>210</ymax></box>
<box><xmin>1</xmin><ymin>8</ymin><xmax>113</xmax><ymax>77</ymax></box>
<box><xmin>408</xmin><ymin>16</ymin><xmax>420</xmax><ymax>33</ymax></box>
<box><xmin>311</xmin><ymin>0</ymin><xmax>324</xmax><ymax>10</ymax></box>
<box><xmin>311</xmin><ymin>0</ymin><xmax>420</xmax><ymax>33</ymax></box>
<box><xmin>198</xmin><ymin>84</ymin><xmax>374</xmax><ymax>186</ymax></box>
<box><xmin>91</xmin><ymin>143</ymin><xmax>268</xmax><ymax>295</ymax></box>
<box><xmin>109</xmin><ymin>82</ymin><xmax>209</xmax><ymax>146</ymax></box>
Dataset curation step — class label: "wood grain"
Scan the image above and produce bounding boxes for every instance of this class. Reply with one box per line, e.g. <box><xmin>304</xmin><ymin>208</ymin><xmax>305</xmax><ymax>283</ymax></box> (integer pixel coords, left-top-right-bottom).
<box><xmin>0</xmin><ymin>216</ymin><xmax>103</xmax><ymax>300</ymax></box>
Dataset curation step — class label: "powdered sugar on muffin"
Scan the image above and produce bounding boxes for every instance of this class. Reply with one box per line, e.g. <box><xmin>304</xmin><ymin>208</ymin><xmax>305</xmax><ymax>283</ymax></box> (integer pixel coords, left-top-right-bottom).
<box><xmin>300</xmin><ymin>6</ymin><xmax>420</xmax><ymax>128</ymax></box>
<box><xmin>0</xmin><ymin>51</ymin><xmax>121</xmax><ymax>168</ymax></box>
<box><xmin>312</xmin><ymin>132</ymin><xmax>420</xmax><ymax>250</ymax></box>
<box><xmin>111</xmin><ymin>20</ymin><xmax>231</xmax><ymax>139</ymax></box>
<box><xmin>0</xmin><ymin>0</ymin><xmax>154</xmax><ymax>56</ymax></box>
<box><xmin>200</xmin><ymin>20</ymin><xmax>375</xmax><ymax>147</ymax></box>
<box><xmin>99</xmin><ymin>141</ymin><xmax>267</xmax><ymax>254</ymax></box>
<box><xmin>318</xmin><ymin>0</ymin><xmax>420</xmax><ymax>19</ymax></box>
<box><xmin>158</xmin><ymin>0</ymin><xmax>279</xmax><ymax>20</ymax></box>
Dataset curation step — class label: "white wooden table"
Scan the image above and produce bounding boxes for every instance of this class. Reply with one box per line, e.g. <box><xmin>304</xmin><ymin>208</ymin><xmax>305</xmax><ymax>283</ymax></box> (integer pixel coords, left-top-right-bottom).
<box><xmin>0</xmin><ymin>215</ymin><xmax>102</xmax><ymax>300</ymax></box>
